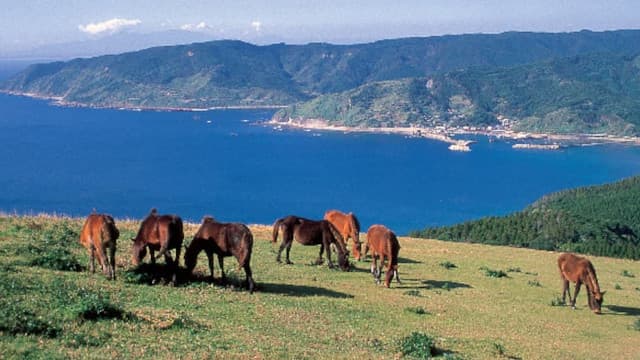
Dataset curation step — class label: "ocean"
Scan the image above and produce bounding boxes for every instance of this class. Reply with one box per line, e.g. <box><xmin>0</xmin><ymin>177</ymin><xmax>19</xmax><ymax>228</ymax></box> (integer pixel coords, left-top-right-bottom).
<box><xmin>1</xmin><ymin>93</ymin><xmax>640</xmax><ymax>234</ymax></box>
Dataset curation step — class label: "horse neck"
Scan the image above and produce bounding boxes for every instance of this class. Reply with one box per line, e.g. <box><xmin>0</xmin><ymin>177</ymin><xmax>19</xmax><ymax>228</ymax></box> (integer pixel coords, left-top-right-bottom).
<box><xmin>584</xmin><ymin>263</ymin><xmax>601</xmax><ymax>294</ymax></box>
<box><xmin>185</xmin><ymin>237</ymin><xmax>208</xmax><ymax>269</ymax></box>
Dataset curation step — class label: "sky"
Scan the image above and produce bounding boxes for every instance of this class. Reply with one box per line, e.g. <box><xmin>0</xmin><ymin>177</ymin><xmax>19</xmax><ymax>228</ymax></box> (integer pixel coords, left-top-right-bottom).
<box><xmin>1</xmin><ymin>0</ymin><xmax>639</xmax><ymax>55</ymax></box>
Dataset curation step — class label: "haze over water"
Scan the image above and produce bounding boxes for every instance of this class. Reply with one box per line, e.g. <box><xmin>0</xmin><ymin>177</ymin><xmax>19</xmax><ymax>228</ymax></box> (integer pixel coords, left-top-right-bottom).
<box><xmin>2</xmin><ymin>93</ymin><xmax>640</xmax><ymax>234</ymax></box>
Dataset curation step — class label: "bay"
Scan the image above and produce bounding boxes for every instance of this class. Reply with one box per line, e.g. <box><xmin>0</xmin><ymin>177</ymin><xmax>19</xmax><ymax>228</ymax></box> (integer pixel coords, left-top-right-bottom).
<box><xmin>1</xmin><ymin>93</ymin><xmax>640</xmax><ymax>234</ymax></box>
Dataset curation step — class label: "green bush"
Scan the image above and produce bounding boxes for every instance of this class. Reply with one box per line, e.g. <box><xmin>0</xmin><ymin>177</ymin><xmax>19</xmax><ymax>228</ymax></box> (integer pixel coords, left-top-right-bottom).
<box><xmin>621</xmin><ymin>270</ymin><xmax>635</xmax><ymax>278</ymax></box>
<box><xmin>0</xmin><ymin>302</ymin><xmax>61</xmax><ymax>338</ymax></box>
<box><xmin>65</xmin><ymin>332</ymin><xmax>112</xmax><ymax>348</ymax></box>
<box><xmin>399</xmin><ymin>332</ymin><xmax>437</xmax><ymax>359</ymax></box>
<box><xmin>633</xmin><ymin>318</ymin><xmax>640</xmax><ymax>331</ymax></box>
<box><xmin>550</xmin><ymin>296</ymin><xmax>565</xmax><ymax>306</ymax></box>
<box><xmin>527</xmin><ymin>280</ymin><xmax>542</xmax><ymax>287</ymax></box>
<box><xmin>405</xmin><ymin>307</ymin><xmax>429</xmax><ymax>315</ymax></box>
<box><xmin>439</xmin><ymin>261</ymin><xmax>457</xmax><ymax>269</ymax></box>
<box><xmin>71</xmin><ymin>289</ymin><xmax>129</xmax><ymax>321</ymax></box>
<box><xmin>480</xmin><ymin>266</ymin><xmax>508</xmax><ymax>278</ymax></box>
<box><xmin>403</xmin><ymin>290</ymin><xmax>421</xmax><ymax>297</ymax></box>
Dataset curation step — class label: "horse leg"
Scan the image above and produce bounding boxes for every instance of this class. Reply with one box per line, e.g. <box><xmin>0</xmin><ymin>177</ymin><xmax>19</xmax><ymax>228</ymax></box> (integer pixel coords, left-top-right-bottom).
<box><xmin>384</xmin><ymin>263</ymin><xmax>394</xmax><ymax>288</ymax></box>
<box><xmin>323</xmin><ymin>232</ymin><xmax>334</xmax><ymax>268</ymax></box>
<box><xmin>88</xmin><ymin>246</ymin><xmax>96</xmax><ymax>273</ymax></box>
<box><xmin>244</xmin><ymin>263</ymin><xmax>255</xmax><ymax>294</ymax></box>
<box><xmin>172</xmin><ymin>245</ymin><xmax>181</xmax><ymax>286</ymax></box>
<box><xmin>561</xmin><ymin>278</ymin><xmax>570</xmax><ymax>305</ymax></box>
<box><xmin>206</xmin><ymin>250</ymin><xmax>215</xmax><ymax>280</ymax></box>
<box><xmin>571</xmin><ymin>281</ymin><xmax>582</xmax><ymax>309</ymax></box>
<box><xmin>108</xmin><ymin>243</ymin><xmax>116</xmax><ymax>280</ymax></box>
<box><xmin>218</xmin><ymin>254</ymin><xmax>226</xmax><ymax>281</ymax></box>
<box><xmin>285</xmin><ymin>239</ymin><xmax>294</xmax><ymax>265</ymax></box>
<box><xmin>93</xmin><ymin>242</ymin><xmax>108</xmax><ymax>277</ymax></box>
<box><xmin>395</xmin><ymin>268</ymin><xmax>401</xmax><ymax>284</ymax></box>
<box><xmin>315</xmin><ymin>243</ymin><xmax>325</xmax><ymax>265</ymax></box>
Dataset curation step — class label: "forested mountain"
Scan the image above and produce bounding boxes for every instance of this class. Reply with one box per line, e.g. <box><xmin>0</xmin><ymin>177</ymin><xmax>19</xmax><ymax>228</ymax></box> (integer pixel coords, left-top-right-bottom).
<box><xmin>4</xmin><ymin>30</ymin><xmax>640</xmax><ymax>109</ymax></box>
<box><xmin>410</xmin><ymin>176</ymin><xmax>640</xmax><ymax>259</ymax></box>
<box><xmin>276</xmin><ymin>52</ymin><xmax>640</xmax><ymax>135</ymax></box>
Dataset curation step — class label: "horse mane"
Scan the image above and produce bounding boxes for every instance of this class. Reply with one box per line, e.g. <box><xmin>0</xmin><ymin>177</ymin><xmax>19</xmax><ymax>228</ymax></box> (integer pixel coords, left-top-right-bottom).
<box><xmin>584</xmin><ymin>261</ymin><xmax>601</xmax><ymax>294</ymax></box>
<box><xmin>203</xmin><ymin>215</ymin><xmax>216</xmax><ymax>223</ymax></box>
<box><xmin>326</xmin><ymin>222</ymin><xmax>347</xmax><ymax>255</ymax></box>
<box><xmin>349</xmin><ymin>212</ymin><xmax>361</xmax><ymax>233</ymax></box>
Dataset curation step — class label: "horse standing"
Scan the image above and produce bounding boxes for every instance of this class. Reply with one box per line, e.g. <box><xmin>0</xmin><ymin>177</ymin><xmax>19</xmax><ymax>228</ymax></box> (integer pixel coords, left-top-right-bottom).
<box><xmin>557</xmin><ymin>253</ymin><xmax>605</xmax><ymax>314</ymax></box>
<box><xmin>324</xmin><ymin>210</ymin><xmax>362</xmax><ymax>261</ymax></box>
<box><xmin>79</xmin><ymin>211</ymin><xmax>119</xmax><ymax>280</ymax></box>
<box><xmin>365</xmin><ymin>224</ymin><xmax>401</xmax><ymax>288</ymax></box>
<box><xmin>184</xmin><ymin>216</ymin><xmax>255</xmax><ymax>293</ymax></box>
<box><xmin>272</xmin><ymin>215</ymin><xmax>350</xmax><ymax>271</ymax></box>
<box><xmin>131</xmin><ymin>208</ymin><xmax>184</xmax><ymax>285</ymax></box>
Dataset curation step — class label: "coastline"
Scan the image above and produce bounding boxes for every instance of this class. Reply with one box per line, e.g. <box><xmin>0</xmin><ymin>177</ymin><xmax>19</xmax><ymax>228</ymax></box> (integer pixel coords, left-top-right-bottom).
<box><xmin>0</xmin><ymin>90</ymin><xmax>288</xmax><ymax>112</ymax></box>
<box><xmin>268</xmin><ymin>118</ymin><xmax>640</xmax><ymax>151</ymax></box>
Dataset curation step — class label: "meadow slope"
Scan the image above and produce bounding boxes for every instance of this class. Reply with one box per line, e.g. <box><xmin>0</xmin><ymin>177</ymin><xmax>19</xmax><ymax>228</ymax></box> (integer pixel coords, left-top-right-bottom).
<box><xmin>0</xmin><ymin>215</ymin><xmax>639</xmax><ymax>359</ymax></box>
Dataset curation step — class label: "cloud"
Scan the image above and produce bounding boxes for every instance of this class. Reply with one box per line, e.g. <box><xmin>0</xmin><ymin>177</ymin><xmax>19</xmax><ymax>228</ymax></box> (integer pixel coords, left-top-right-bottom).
<box><xmin>180</xmin><ymin>21</ymin><xmax>210</xmax><ymax>31</ymax></box>
<box><xmin>78</xmin><ymin>18</ymin><xmax>142</xmax><ymax>35</ymax></box>
<box><xmin>251</xmin><ymin>20</ymin><xmax>262</xmax><ymax>32</ymax></box>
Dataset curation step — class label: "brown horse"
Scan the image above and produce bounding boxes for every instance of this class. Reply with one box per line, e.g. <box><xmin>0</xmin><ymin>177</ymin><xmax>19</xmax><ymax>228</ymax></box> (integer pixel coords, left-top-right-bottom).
<box><xmin>324</xmin><ymin>209</ymin><xmax>362</xmax><ymax>261</ymax></box>
<box><xmin>558</xmin><ymin>253</ymin><xmax>605</xmax><ymax>314</ymax></box>
<box><xmin>184</xmin><ymin>216</ymin><xmax>255</xmax><ymax>293</ymax></box>
<box><xmin>79</xmin><ymin>211</ymin><xmax>119</xmax><ymax>280</ymax></box>
<box><xmin>365</xmin><ymin>224</ymin><xmax>401</xmax><ymax>288</ymax></box>
<box><xmin>131</xmin><ymin>208</ymin><xmax>184</xmax><ymax>285</ymax></box>
<box><xmin>272</xmin><ymin>215</ymin><xmax>350</xmax><ymax>271</ymax></box>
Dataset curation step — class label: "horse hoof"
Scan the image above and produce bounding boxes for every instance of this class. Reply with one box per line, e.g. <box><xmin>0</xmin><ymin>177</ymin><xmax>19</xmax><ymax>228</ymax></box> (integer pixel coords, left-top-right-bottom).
<box><xmin>286</xmin><ymin>261</ymin><xmax>294</xmax><ymax>265</ymax></box>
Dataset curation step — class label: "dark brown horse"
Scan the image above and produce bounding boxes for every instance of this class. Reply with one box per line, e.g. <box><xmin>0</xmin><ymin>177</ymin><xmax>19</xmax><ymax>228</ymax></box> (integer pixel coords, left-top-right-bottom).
<box><xmin>79</xmin><ymin>211</ymin><xmax>119</xmax><ymax>279</ymax></box>
<box><xmin>324</xmin><ymin>209</ymin><xmax>362</xmax><ymax>261</ymax></box>
<box><xmin>365</xmin><ymin>224</ymin><xmax>401</xmax><ymax>288</ymax></box>
<box><xmin>184</xmin><ymin>216</ymin><xmax>255</xmax><ymax>293</ymax></box>
<box><xmin>272</xmin><ymin>215</ymin><xmax>350</xmax><ymax>271</ymax></box>
<box><xmin>131</xmin><ymin>208</ymin><xmax>184</xmax><ymax>285</ymax></box>
<box><xmin>558</xmin><ymin>253</ymin><xmax>605</xmax><ymax>314</ymax></box>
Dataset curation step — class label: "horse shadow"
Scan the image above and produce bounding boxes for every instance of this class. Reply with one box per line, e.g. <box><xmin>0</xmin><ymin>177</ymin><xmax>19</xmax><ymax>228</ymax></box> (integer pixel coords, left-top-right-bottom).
<box><xmin>259</xmin><ymin>282</ymin><xmax>354</xmax><ymax>299</ymax></box>
<box><xmin>394</xmin><ymin>278</ymin><xmax>473</xmax><ymax>290</ymax></box>
<box><xmin>604</xmin><ymin>305</ymin><xmax>640</xmax><ymax>316</ymax></box>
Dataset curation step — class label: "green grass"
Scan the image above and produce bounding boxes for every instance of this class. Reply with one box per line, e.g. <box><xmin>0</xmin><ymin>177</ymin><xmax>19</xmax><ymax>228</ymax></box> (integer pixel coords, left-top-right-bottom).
<box><xmin>1</xmin><ymin>215</ymin><xmax>639</xmax><ymax>359</ymax></box>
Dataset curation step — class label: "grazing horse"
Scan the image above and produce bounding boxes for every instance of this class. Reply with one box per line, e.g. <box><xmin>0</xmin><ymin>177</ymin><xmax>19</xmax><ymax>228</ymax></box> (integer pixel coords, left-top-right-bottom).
<box><xmin>131</xmin><ymin>208</ymin><xmax>184</xmax><ymax>285</ymax></box>
<box><xmin>272</xmin><ymin>215</ymin><xmax>350</xmax><ymax>271</ymax></box>
<box><xmin>184</xmin><ymin>216</ymin><xmax>255</xmax><ymax>293</ymax></box>
<box><xmin>324</xmin><ymin>210</ymin><xmax>362</xmax><ymax>261</ymax></box>
<box><xmin>365</xmin><ymin>224</ymin><xmax>401</xmax><ymax>288</ymax></box>
<box><xmin>79</xmin><ymin>211</ymin><xmax>119</xmax><ymax>280</ymax></box>
<box><xmin>558</xmin><ymin>253</ymin><xmax>605</xmax><ymax>314</ymax></box>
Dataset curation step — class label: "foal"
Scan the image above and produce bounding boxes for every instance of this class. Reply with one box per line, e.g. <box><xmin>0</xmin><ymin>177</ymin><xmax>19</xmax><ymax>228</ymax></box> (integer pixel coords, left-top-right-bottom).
<box><xmin>79</xmin><ymin>211</ymin><xmax>119</xmax><ymax>279</ymax></box>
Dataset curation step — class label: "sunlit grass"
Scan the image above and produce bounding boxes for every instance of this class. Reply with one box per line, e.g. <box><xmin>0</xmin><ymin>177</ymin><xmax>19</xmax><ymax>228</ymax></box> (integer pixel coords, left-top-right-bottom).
<box><xmin>1</xmin><ymin>215</ymin><xmax>639</xmax><ymax>359</ymax></box>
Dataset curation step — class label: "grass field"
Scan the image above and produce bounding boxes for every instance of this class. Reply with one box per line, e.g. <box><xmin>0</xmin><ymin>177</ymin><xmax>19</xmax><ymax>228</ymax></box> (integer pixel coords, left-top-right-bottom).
<box><xmin>1</xmin><ymin>215</ymin><xmax>639</xmax><ymax>359</ymax></box>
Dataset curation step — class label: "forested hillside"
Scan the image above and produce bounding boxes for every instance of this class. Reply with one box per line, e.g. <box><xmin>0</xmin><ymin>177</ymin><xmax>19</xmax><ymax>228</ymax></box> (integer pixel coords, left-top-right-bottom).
<box><xmin>410</xmin><ymin>176</ymin><xmax>640</xmax><ymax>259</ymax></box>
<box><xmin>276</xmin><ymin>52</ymin><xmax>640</xmax><ymax>135</ymax></box>
<box><xmin>4</xmin><ymin>30</ymin><xmax>640</xmax><ymax>109</ymax></box>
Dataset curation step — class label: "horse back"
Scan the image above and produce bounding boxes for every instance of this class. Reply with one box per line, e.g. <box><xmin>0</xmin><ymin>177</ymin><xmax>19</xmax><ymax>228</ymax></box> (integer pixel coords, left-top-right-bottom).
<box><xmin>80</xmin><ymin>213</ymin><xmax>118</xmax><ymax>249</ymax></box>
<box><xmin>558</xmin><ymin>253</ymin><xmax>592</xmax><ymax>283</ymax></box>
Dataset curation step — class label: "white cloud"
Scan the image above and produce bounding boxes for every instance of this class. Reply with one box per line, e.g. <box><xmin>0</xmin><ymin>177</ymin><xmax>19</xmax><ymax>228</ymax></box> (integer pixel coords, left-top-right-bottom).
<box><xmin>78</xmin><ymin>18</ymin><xmax>142</xmax><ymax>35</ymax></box>
<box><xmin>251</xmin><ymin>21</ymin><xmax>262</xmax><ymax>32</ymax></box>
<box><xmin>180</xmin><ymin>21</ymin><xmax>210</xmax><ymax>31</ymax></box>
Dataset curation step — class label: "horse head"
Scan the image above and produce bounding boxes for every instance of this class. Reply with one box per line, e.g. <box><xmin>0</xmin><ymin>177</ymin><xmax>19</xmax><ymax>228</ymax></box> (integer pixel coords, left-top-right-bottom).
<box><xmin>131</xmin><ymin>240</ymin><xmax>147</xmax><ymax>266</ymax></box>
<box><xmin>338</xmin><ymin>249</ymin><xmax>351</xmax><ymax>271</ymax></box>
<box><xmin>590</xmin><ymin>290</ymin><xmax>605</xmax><ymax>314</ymax></box>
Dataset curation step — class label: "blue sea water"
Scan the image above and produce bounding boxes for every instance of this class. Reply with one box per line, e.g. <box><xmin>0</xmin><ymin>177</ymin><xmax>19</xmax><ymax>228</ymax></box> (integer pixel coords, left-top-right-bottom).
<box><xmin>1</xmin><ymin>93</ymin><xmax>640</xmax><ymax>234</ymax></box>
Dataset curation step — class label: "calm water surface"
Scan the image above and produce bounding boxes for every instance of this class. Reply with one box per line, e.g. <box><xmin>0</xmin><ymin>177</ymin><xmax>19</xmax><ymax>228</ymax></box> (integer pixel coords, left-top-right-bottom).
<box><xmin>2</xmin><ymin>93</ymin><xmax>640</xmax><ymax>234</ymax></box>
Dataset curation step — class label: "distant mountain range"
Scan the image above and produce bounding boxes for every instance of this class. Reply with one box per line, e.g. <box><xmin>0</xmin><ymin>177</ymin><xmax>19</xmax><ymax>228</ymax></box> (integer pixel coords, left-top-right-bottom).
<box><xmin>3</xmin><ymin>29</ymin><xmax>640</xmax><ymax>134</ymax></box>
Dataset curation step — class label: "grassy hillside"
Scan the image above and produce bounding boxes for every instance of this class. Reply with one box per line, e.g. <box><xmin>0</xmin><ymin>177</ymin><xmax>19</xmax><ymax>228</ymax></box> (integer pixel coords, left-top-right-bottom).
<box><xmin>411</xmin><ymin>176</ymin><xmax>640</xmax><ymax>260</ymax></box>
<box><xmin>5</xmin><ymin>30</ymin><xmax>640</xmax><ymax>109</ymax></box>
<box><xmin>276</xmin><ymin>52</ymin><xmax>640</xmax><ymax>136</ymax></box>
<box><xmin>1</xmin><ymin>215</ymin><xmax>639</xmax><ymax>359</ymax></box>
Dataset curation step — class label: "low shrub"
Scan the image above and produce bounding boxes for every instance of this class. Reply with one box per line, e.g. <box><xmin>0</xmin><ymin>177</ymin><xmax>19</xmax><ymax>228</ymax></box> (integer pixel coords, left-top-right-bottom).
<box><xmin>403</xmin><ymin>290</ymin><xmax>421</xmax><ymax>297</ymax></box>
<box><xmin>550</xmin><ymin>296</ymin><xmax>565</xmax><ymax>306</ymax></box>
<box><xmin>399</xmin><ymin>332</ymin><xmax>437</xmax><ymax>359</ymax></box>
<box><xmin>439</xmin><ymin>261</ymin><xmax>457</xmax><ymax>269</ymax></box>
<box><xmin>527</xmin><ymin>280</ymin><xmax>542</xmax><ymax>287</ymax></box>
<box><xmin>480</xmin><ymin>266</ymin><xmax>508</xmax><ymax>278</ymax></box>
<box><xmin>633</xmin><ymin>318</ymin><xmax>640</xmax><ymax>331</ymax></box>
<box><xmin>405</xmin><ymin>306</ymin><xmax>429</xmax><ymax>315</ymax></box>
<box><xmin>0</xmin><ymin>302</ymin><xmax>61</xmax><ymax>338</ymax></box>
<box><xmin>621</xmin><ymin>270</ymin><xmax>635</xmax><ymax>278</ymax></box>
<box><xmin>71</xmin><ymin>289</ymin><xmax>130</xmax><ymax>322</ymax></box>
<box><xmin>65</xmin><ymin>332</ymin><xmax>112</xmax><ymax>348</ymax></box>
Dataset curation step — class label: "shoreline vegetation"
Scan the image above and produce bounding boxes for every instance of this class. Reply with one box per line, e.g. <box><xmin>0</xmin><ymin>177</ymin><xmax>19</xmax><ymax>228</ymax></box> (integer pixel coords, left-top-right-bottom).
<box><xmin>267</xmin><ymin>117</ymin><xmax>640</xmax><ymax>152</ymax></box>
<box><xmin>5</xmin><ymin>90</ymin><xmax>640</xmax><ymax>151</ymax></box>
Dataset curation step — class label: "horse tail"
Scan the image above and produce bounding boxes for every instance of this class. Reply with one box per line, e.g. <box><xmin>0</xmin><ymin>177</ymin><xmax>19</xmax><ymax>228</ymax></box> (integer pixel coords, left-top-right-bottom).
<box><xmin>238</xmin><ymin>229</ymin><xmax>254</xmax><ymax>270</ymax></box>
<box><xmin>389</xmin><ymin>232</ymin><xmax>400</xmax><ymax>269</ymax></box>
<box><xmin>272</xmin><ymin>218</ymin><xmax>284</xmax><ymax>243</ymax></box>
